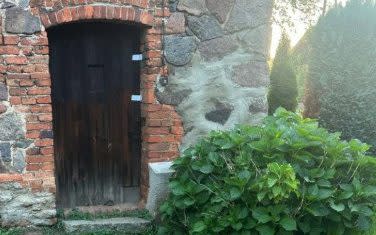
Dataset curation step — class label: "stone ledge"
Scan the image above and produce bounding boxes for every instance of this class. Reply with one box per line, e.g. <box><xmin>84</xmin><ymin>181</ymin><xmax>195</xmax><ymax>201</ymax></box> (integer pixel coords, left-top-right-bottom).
<box><xmin>62</xmin><ymin>217</ymin><xmax>151</xmax><ymax>233</ymax></box>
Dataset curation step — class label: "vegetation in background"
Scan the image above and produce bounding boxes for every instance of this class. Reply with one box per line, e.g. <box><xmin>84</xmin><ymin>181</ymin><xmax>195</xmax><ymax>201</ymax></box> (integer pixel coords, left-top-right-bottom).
<box><xmin>158</xmin><ymin>108</ymin><xmax>376</xmax><ymax>234</ymax></box>
<box><xmin>303</xmin><ymin>0</ymin><xmax>376</xmax><ymax>153</ymax></box>
<box><xmin>268</xmin><ymin>33</ymin><xmax>298</xmax><ymax>114</ymax></box>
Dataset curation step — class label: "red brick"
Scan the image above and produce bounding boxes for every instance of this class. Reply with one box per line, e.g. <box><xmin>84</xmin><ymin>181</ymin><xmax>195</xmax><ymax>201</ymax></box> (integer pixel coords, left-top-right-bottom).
<box><xmin>7</xmin><ymin>73</ymin><xmax>30</xmax><ymax>80</ymax></box>
<box><xmin>35</xmin><ymin>139</ymin><xmax>53</xmax><ymax>147</ymax></box>
<box><xmin>27</xmin><ymin>87</ymin><xmax>51</xmax><ymax>95</ymax></box>
<box><xmin>40</xmin><ymin>14</ymin><xmax>51</xmax><ymax>28</ymax></box>
<box><xmin>84</xmin><ymin>5</ymin><xmax>94</xmax><ymax>19</ymax></box>
<box><xmin>4</xmin><ymin>56</ymin><xmax>28</xmax><ymax>65</ymax></box>
<box><xmin>38</xmin><ymin>114</ymin><xmax>53</xmax><ymax>122</ymax></box>
<box><xmin>0</xmin><ymin>174</ymin><xmax>22</xmax><ymax>183</ymax></box>
<box><xmin>35</xmin><ymin>78</ymin><xmax>51</xmax><ymax>87</ymax></box>
<box><xmin>9</xmin><ymin>97</ymin><xmax>21</xmax><ymax>105</ymax></box>
<box><xmin>140</xmin><ymin>11</ymin><xmax>153</xmax><ymax>25</ymax></box>
<box><xmin>26</xmin><ymin>130</ymin><xmax>40</xmax><ymax>139</ymax></box>
<box><xmin>40</xmin><ymin>147</ymin><xmax>54</xmax><ymax>155</ymax></box>
<box><xmin>26</xmin><ymin>147</ymin><xmax>41</xmax><ymax>155</ymax></box>
<box><xmin>30</xmin><ymin>105</ymin><xmax>52</xmax><ymax>113</ymax></box>
<box><xmin>26</xmin><ymin>155</ymin><xmax>54</xmax><ymax>164</ymax></box>
<box><xmin>34</xmin><ymin>46</ymin><xmax>49</xmax><ymax>55</ymax></box>
<box><xmin>3</xmin><ymin>36</ymin><xmax>20</xmax><ymax>45</ymax></box>
<box><xmin>71</xmin><ymin>7</ymin><xmax>80</xmax><ymax>21</ymax></box>
<box><xmin>171</xmin><ymin>125</ymin><xmax>184</xmax><ymax>135</ymax></box>
<box><xmin>27</xmin><ymin>123</ymin><xmax>52</xmax><ymax>130</ymax></box>
<box><xmin>0</xmin><ymin>46</ymin><xmax>20</xmax><ymax>55</ymax></box>
<box><xmin>114</xmin><ymin>7</ymin><xmax>121</xmax><ymax>19</ymax></box>
<box><xmin>93</xmin><ymin>5</ymin><xmax>102</xmax><ymax>19</ymax></box>
<box><xmin>144</xmin><ymin>127</ymin><xmax>169</xmax><ymax>135</ymax></box>
<box><xmin>19</xmin><ymin>79</ymin><xmax>34</xmax><ymax>87</ymax></box>
<box><xmin>146</xmin><ymin>142</ymin><xmax>170</xmax><ymax>151</ymax></box>
<box><xmin>21</xmin><ymin>97</ymin><xmax>36</xmax><ymax>104</ymax></box>
<box><xmin>36</xmin><ymin>96</ymin><xmax>51</xmax><ymax>104</ymax></box>
<box><xmin>145</xmin><ymin>135</ymin><xmax>175</xmax><ymax>143</ymax></box>
<box><xmin>9</xmin><ymin>87</ymin><xmax>27</xmax><ymax>96</ymax></box>
<box><xmin>31</xmin><ymin>72</ymin><xmax>50</xmax><ymax>79</ymax></box>
<box><xmin>106</xmin><ymin>6</ymin><xmax>115</xmax><ymax>19</ymax></box>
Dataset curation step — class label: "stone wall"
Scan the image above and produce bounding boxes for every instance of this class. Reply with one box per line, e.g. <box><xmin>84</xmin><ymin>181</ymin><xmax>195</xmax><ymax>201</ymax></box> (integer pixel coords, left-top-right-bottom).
<box><xmin>158</xmin><ymin>0</ymin><xmax>273</xmax><ymax>148</ymax></box>
<box><xmin>0</xmin><ymin>0</ymin><xmax>272</xmax><ymax>227</ymax></box>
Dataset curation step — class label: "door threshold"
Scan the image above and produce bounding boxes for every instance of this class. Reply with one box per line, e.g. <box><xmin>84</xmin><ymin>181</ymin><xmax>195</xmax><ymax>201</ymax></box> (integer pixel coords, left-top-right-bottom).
<box><xmin>64</xmin><ymin>202</ymin><xmax>144</xmax><ymax>216</ymax></box>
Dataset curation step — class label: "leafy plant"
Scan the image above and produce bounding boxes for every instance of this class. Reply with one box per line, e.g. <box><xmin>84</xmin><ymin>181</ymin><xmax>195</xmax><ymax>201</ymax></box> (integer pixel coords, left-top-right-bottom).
<box><xmin>268</xmin><ymin>33</ymin><xmax>298</xmax><ymax>115</ymax></box>
<box><xmin>158</xmin><ymin>108</ymin><xmax>376</xmax><ymax>234</ymax></box>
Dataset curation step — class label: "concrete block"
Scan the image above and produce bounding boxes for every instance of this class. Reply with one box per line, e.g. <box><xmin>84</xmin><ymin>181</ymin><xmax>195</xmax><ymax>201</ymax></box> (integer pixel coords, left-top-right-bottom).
<box><xmin>146</xmin><ymin>161</ymin><xmax>174</xmax><ymax>216</ymax></box>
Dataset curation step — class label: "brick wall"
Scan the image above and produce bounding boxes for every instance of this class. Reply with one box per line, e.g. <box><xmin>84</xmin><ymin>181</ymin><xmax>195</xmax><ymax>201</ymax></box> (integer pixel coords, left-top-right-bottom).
<box><xmin>0</xmin><ymin>0</ymin><xmax>183</xmax><ymax>226</ymax></box>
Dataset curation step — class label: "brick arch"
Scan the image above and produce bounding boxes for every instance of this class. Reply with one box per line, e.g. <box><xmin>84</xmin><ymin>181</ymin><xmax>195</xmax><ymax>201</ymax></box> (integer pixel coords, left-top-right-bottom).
<box><xmin>39</xmin><ymin>5</ymin><xmax>154</xmax><ymax>29</ymax></box>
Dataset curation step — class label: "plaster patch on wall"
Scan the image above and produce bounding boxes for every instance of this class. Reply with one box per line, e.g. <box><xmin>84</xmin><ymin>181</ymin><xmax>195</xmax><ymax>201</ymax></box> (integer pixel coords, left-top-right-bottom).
<box><xmin>161</xmin><ymin>0</ymin><xmax>273</xmax><ymax>149</ymax></box>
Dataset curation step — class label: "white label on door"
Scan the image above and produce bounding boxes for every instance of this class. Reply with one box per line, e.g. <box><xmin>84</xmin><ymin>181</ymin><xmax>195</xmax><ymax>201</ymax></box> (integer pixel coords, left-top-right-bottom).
<box><xmin>132</xmin><ymin>54</ymin><xmax>143</xmax><ymax>61</ymax></box>
<box><xmin>131</xmin><ymin>95</ymin><xmax>142</xmax><ymax>102</ymax></box>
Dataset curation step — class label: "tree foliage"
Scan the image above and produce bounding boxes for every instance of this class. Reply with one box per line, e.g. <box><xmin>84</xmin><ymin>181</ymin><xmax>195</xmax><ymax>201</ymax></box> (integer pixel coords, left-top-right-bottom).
<box><xmin>304</xmin><ymin>0</ymin><xmax>376</xmax><ymax>153</ymax></box>
<box><xmin>268</xmin><ymin>33</ymin><xmax>298</xmax><ymax>114</ymax></box>
<box><xmin>158</xmin><ymin>108</ymin><xmax>376</xmax><ymax>235</ymax></box>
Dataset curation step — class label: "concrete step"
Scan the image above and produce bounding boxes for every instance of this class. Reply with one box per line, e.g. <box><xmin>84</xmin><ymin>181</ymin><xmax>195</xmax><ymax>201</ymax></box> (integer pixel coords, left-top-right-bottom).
<box><xmin>62</xmin><ymin>217</ymin><xmax>151</xmax><ymax>234</ymax></box>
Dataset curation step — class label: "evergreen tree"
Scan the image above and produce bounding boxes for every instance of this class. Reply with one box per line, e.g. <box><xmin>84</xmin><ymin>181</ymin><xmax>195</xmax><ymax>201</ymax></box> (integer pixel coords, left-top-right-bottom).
<box><xmin>268</xmin><ymin>33</ymin><xmax>298</xmax><ymax>115</ymax></box>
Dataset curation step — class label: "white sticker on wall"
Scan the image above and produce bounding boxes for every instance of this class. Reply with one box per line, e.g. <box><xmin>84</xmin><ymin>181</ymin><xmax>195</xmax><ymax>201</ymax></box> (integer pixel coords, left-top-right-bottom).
<box><xmin>131</xmin><ymin>95</ymin><xmax>142</xmax><ymax>102</ymax></box>
<box><xmin>132</xmin><ymin>54</ymin><xmax>143</xmax><ymax>61</ymax></box>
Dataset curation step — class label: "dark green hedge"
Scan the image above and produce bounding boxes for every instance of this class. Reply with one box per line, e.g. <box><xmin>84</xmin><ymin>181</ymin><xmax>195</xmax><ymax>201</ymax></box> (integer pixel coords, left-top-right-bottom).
<box><xmin>304</xmin><ymin>0</ymin><xmax>376</xmax><ymax>153</ymax></box>
<box><xmin>268</xmin><ymin>33</ymin><xmax>298</xmax><ymax>115</ymax></box>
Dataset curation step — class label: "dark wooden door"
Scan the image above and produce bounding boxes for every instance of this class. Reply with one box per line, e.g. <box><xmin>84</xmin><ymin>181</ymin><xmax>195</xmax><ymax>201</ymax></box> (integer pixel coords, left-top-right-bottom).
<box><xmin>48</xmin><ymin>23</ymin><xmax>141</xmax><ymax>208</ymax></box>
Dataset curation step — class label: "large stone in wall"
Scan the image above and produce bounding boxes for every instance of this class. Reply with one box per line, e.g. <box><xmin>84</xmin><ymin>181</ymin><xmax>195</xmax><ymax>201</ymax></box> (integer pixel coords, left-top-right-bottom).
<box><xmin>198</xmin><ymin>36</ymin><xmax>239</xmax><ymax>61</ymax></box>
<box><xmin>231</xmin><ymin>61</ymin><xmax>270</xmax><ymax>88</ymax></box>
<box><xmin>0</xmin><ymin>183</ymin><xmax>56</xmax><ymax>226</ymax></box>
<box><xmin>236</xmin><ymin>24</ymin><xmax>272</xmax><ymax>59</ymax></box>
<box><xmin>205</xmin><ymin>0</ymin><xmax>235</xmax><ymax>23</ymax></box>
<box><xmin>0</xmin><ymin>83</ymin><xmax>8</xmax><ymax>101</ymax></box>
<box><xmin>177</xmin><ymin>0</ymin><xmax>207</xmax><ymax>16</ymax></box>
<box><xmin>205</xmin><ymin>100</ymin><xmax>234</xmax><ymax>125</ymax></box>
<box><xmin>0</xmin><ymin>112</ymin><xmax>25</xmax><ymax>141</ymax></box>
<box><xmin>0</xmin><ymin>1</ymin><xmax>15</xmax><ymax>9</ymax></box>
<box><xmin>156</xmin><ymin>85</ymin><xmax>192</xmax><ymax>106</ymax></box>
<box><xmin>5</xmin><ymin>7</ymin><xmax>41</xmax><ymax>35</ymax></box>
<box><xmin>164</xmin><ymin>35</ymin><xmax>197</xmax><ymax>66</ymax></box>
<box><xmin>225</xmin><ymin>0</ymin><xmax>273</xmax><ymax>33</ymax></box>
<box><xmin>0</xmin><ymin>143</ymin><xmax>11</xmax><ymax>163</ymax></box>
<box><xmin>187</xmin><ymin>15</ymin><xmax>223</xmax><ymax>41</ymax></box>
<box><xmin>166</xmin><ymin>12</ymin><xmax>186</xmax><ymax>34</ymax></box>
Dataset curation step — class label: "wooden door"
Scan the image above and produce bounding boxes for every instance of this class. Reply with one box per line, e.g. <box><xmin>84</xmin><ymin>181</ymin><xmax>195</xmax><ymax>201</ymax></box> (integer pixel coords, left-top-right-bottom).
<box><xmin>48</xmin><ymin>23</ymin><xmax>141</xmax><ymax>208</ymax></box>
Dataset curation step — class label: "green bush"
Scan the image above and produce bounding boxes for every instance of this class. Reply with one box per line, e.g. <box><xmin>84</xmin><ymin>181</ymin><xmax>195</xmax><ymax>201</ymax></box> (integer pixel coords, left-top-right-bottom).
<box><xmin>303</xmin><ymin>0</ymin><xmax>376</xmax><ymax>153</ymax></box>
<box><xmin>268</xmin><ymin>33</ymin><xmax>298</xmax><ymax>115</ymax></box>
<box><xmin>158</xmin><ymin>108</ymin><xmax>376</xmax><ymax>235</ymax></box>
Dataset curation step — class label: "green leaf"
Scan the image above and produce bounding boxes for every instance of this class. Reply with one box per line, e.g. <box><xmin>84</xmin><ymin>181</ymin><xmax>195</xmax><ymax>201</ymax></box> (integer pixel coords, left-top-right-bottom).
<box><xmin>329</xmin><ymin>200</ymin><xmax>345</xmax><ymax>212</ymax></box>
<box><xmin>279</xmin><ymin>217</ymin><xmax>297</xmax><ymax>231</ymax></box>
<box><xmin>256</xmin><ymin>225</ymin><xmax>275</xmax><ymax>235</ymax></box>
<box><xmin>230</xmin><ymin>187</ymin><xmax>242</xmax><ymax>200</ymax></box>
<box><xmin>199</xmin><ymin>163</ymin><xmax>214</xmax><ymax>174</ymax></box>
<box><xmin>252</xmin><ymin>208</ymin><xmax>272</xmax><ymax>223</ymax></box>
<box><xmin>192</xmin><ymin>221</ymin><xmax>207</xmax><ymax>233</ymax></box>
<box><xmin>306</xmin><ymin>203</ymin><xmax>330</xmax><ymax>217</ymax></box>
<box><xmin>317</xmin><ymin>188</ymin><xmax>334</xmax><ymax>200</ymax></box>
<box><xmin>231</xmin><ymin>222</ymin><xmax>243</xmax><ymax>231</ymax></box>
<box><xmin>268</xmin><ymin>177</ymin><xmax>278</xmax><ymax>187</ymax></box>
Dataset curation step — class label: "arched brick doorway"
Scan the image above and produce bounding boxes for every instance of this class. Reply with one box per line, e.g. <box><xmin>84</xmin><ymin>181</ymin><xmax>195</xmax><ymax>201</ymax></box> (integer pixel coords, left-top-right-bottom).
<box><xmin>48</xmin><ymin>22</ymin><xmax>143</xmax><ymax>208</ymax></box>
<box><xmin>0</xmin><ymin>1</ymin><xmax>184</xmax><ymax>224</ymax></box>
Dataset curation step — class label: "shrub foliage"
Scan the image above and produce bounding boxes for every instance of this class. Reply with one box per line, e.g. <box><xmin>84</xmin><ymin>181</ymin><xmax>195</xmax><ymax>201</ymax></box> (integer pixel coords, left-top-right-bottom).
<box><xmin>268</xmin><ymin>33</ymin><xmax>298</xmax><ymax>115</ymax></box>
<box><xmin>303</xmin><ymin>0</ymin><xmax>376</xmax><ymax>153</ymax></box>
<box><xmin>159</xmin><ymin>108</ymin><xmax>376</xmax><ymax>235</ymax></box>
